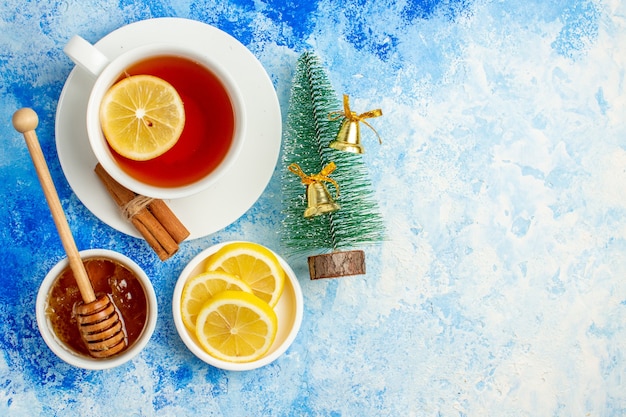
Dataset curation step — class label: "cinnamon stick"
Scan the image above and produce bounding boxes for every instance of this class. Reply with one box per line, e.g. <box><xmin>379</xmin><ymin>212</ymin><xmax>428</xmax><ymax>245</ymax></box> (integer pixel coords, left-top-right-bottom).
<box><xmin>94</xmin><ymin>163</ymin><xmax>188</xmax><ymax>261</ymax></box>
<box><xmin>148</xmin><ymin>199</ymin><xmax>190</xmax><ymax>243</ymax></box>
<box><xmin>129</xmin><ymin>213</ymin><xmax>178</xmax><ymax>261</ymax></box>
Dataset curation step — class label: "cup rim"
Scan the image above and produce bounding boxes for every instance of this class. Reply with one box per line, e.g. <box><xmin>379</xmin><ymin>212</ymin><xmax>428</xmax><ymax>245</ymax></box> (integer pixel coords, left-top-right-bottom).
<box><xmin>85</xmin><ymin>43</ymin><xmax>246</xmax><ymax>200</ymax></box>
<box><xmin>36</xmin><ymin>249</ymin><xmax>158</xmax><ymax>370</ymax></box>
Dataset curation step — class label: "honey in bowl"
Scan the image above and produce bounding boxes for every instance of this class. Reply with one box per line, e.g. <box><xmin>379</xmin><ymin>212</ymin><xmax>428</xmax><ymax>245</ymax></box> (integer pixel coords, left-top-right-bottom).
<box><xmin>109</xmin><ymin>55</ymin><xmax>236</xmax><ymax>188</ymax></box>
<box><xmin>46</xmin><ymin>257</ymin><xmax>148</xmax><ymax>357</ymax></box>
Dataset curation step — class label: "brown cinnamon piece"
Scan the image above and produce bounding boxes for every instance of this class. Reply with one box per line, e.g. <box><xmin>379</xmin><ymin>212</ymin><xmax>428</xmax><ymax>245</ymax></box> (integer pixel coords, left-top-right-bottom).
<box><xmin>148</xmin><ymin>199</ymin><xmax>190</xmax><ymax>243</ymax></box>
<box><xmin>94</xmin><ymin>163</ymin><xmax>188</xmax><ymax>261</ymax></box>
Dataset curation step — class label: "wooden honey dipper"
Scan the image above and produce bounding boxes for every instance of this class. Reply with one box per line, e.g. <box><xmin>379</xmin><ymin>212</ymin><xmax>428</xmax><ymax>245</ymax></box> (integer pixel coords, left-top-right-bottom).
<box><xmin>13</xmin><ymin>108</ymin><xmax>128</xmax><ymax>358</ymax></box>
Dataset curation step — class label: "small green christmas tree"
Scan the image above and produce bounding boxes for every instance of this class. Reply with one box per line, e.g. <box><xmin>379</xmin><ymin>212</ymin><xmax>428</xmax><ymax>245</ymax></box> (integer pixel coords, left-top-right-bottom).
<box><xmin>281</xmin><ymin>52</ymin><xmax>384</xmax><ymax>279</ymax></box>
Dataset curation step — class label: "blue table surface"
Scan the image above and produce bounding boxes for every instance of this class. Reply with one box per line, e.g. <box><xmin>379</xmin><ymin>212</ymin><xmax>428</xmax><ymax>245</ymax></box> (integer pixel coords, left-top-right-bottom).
<box><xmin>1</xmin><ymin>1</ymin><xmax>625</xmax><ymax>416</ymax></box>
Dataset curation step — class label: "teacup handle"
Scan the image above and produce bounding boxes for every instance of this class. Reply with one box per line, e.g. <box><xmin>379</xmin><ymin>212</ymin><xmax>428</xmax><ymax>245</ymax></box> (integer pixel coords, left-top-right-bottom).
<box><xmin>63</xmin><ymin>35</ymin><xmax>110</xmax><ymax>77</ymax></box>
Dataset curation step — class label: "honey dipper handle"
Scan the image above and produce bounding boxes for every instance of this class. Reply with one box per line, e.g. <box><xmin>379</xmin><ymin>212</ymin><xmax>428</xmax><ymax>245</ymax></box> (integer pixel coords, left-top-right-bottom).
<box><xmin>13</xmin><ymin>108</ymin><xmax>96</xmax><ymax>303</ymax></box>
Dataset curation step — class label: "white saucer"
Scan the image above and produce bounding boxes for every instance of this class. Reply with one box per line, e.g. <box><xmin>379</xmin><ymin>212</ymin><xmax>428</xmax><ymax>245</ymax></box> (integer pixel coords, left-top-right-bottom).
<box><xmin>56</xmin><ymin>18</ymin><xmax>281</xmax><ymax>239</ymax></box>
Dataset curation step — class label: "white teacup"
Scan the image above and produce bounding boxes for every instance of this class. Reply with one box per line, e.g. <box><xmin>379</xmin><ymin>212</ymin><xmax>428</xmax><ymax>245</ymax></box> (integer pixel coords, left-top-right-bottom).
<box><xmin>64</xmin><ymin>35</ymin><xmax>246</xmax><ymax>200</ymax></box>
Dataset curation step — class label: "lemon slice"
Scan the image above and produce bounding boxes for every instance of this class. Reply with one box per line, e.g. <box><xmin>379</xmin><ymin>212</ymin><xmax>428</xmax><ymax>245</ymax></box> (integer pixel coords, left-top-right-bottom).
<box><xmin>99</xmin><ymin>74</ymin><xmax>185</xmax><ymax>161</ymax></box>
<box><xmin>204</xmin><ymin>242</ymin><xmax>285</xmax><ymax>308</ymax></box>
<box><xmin>195</xmin><ymin>290</ymin><xmax>278</xmax><ymax>363</ymax></box>
<box><xmin>180</xmin><ymin>271</ymin><xmax>253</xmax><ymax>332</ymax></box>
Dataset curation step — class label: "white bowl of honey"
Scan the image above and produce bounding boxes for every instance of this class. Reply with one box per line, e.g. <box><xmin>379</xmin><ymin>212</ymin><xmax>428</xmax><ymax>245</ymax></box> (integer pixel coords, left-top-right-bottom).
<box><xmin>36</xmin><ymin>249</ymin><xmax>157</xmax><ymax>370</ymax></box>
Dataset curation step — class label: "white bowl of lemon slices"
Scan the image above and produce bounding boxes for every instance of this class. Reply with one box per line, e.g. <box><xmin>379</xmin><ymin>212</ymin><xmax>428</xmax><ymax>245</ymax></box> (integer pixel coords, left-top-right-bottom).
<box><xmin>172</xmin><ymin>241</ymin><xmax>303</xmax><ymax>371</ymax></box>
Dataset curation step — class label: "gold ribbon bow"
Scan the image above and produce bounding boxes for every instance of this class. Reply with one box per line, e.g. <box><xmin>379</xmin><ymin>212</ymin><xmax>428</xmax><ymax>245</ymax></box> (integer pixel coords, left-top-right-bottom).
<box><xmin>288</xmin><ymin>162</ymin><xmax>340</xmax><ymax>198</ymax></box>
<box><xmin>329</xmin><ymin>94</ymin><xmax>383</xmax><ymax>144</ymax></box>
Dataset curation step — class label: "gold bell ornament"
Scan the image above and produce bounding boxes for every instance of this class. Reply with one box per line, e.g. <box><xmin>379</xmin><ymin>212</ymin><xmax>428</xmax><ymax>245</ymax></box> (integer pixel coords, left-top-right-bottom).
<box><xmin>288</xmin><ymin>162</ymin><xmax>340</xmax><ymax>218</ymax></box>
<box><xmin>328</xmin><ymin>94</ymin><xmax>383</xmax><ymax>154</ymax></box>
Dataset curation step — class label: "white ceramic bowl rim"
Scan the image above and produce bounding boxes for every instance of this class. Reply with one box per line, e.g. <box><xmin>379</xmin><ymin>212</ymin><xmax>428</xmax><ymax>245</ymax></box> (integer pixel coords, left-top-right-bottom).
<box><xmin>172</xmin><ymin>241</ymin><xmax>304</xmax><ymax>371</ymax></box>
<box><xmin>36</xmin><ymin>249</ymin><xmax>158</xmax><ymax>370</ymax></box>
<box><xmin>85</xmin><ymin>43</ymin><xmax>246</xmax><ymax>200</ymax></box>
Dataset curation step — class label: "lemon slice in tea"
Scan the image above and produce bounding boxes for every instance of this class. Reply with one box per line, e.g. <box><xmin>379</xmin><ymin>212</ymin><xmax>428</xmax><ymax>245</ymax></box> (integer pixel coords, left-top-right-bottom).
<box><xmin>99</xmin><ymin>74</ymin><xmax>185</xmax><ymax>161</ymax></box>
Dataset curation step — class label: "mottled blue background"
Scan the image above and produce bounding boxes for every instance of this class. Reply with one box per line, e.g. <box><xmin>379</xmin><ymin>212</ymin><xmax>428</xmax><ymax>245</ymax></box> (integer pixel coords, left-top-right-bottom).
<box><xmin>1</xmin><ymin>0</ymin><xmax>625</xmax><ymax>415</ymax></box>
